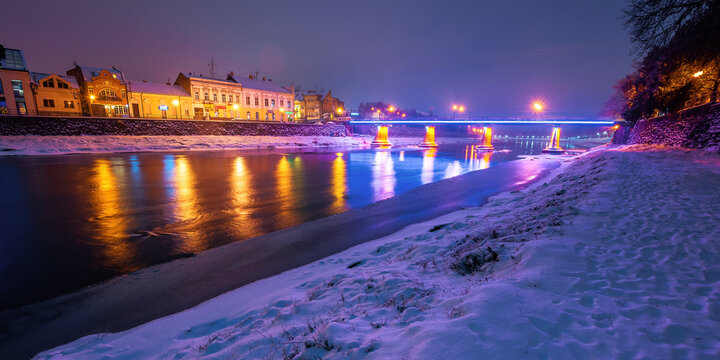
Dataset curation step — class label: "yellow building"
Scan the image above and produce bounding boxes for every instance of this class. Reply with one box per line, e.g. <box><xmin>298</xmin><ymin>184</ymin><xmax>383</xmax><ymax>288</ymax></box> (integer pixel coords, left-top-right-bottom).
<box><xmin>66</xmin><ymin>65</ymin><xmax>129</xmax><ymax>117</ymax></box>
<box><xmin>30</xmin><ymin>73</ymin><xmax>82</xmax><ymax>116</ymax></box>
<box><xmin>126</xmin><ymin>81</ymin><xmax>192</xmax><ymax>119</ymax></box>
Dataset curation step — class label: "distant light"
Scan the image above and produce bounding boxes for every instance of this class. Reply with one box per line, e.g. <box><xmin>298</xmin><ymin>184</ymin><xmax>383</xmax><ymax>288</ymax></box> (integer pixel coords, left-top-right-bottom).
<box><xmin>377</xmin><ymin>109</ymin><xmax>381</xmax><ymax>113</ymax></box>
<box><xmin>172</xmin><ymin>99</ymin><xmax>179</xmax><ymax>106</ymax></box>
<box><xmin>90</xmin><ymin>95</ymin><xmax>95</xmax><ymax>100</ymax></box>
<box><xmin>401</xmin><ymin>113</ymin><xmax>406</xmax><ymax>117</ymax></box>
<box><xmin>452</xmin><ymin>104</ymin><xmax>458</xmax><ymax>111</ymax></box>
<box><xmin>458</xmin><ymin>106</ymin><xmax>465</xmax><ymax>113</ymax></box>
<box><xmin>233</xmin><ymin>104</ymin><xmax>239</xmax><ymax>110</ymax></box>
<box><xmin>337</xmin><ymin>107</ymin><xmax>343</xmax><ymax>114</ymax></box>
<box><xmin>350</xmin><ymin>112</ymin><xmax>359</xmax><ymax>116</ymax></box>
<box><xmin>388</xmin><ymin>105</ymin><xmax>396</xmax><ymax>112</ymax></box>
<box><xmin>371</xmin><ymin>107</ymin><xmax>374</xmax><ymax>110</ymax></box>
<box><xmin>532</xmin><ymin>99</ymin><xmax>545</xmax><ymax>113</ymax></box>
<box><xmin>693</xmin><ymin>70</ymin><xmax>704</xmax><ymax>77</ymax></box>
<box><xmin>336</xmin><ymin>152</ymin><xmax>343</xmax><ymax>157</ymax></box>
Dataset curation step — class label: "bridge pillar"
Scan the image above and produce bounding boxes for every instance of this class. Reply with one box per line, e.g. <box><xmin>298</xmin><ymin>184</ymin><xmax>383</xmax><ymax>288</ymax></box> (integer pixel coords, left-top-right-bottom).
<box><xmin>371</xmin><ymin>125</ymin><xmax>392</xmax><ymax>146</ymax></box>
<box><xmin>420</xmin><ymin>125</ymin><xmax>438</xmax><ymax>147</ymax></box>
<box><xmin>477</xmin><ymin>126</ymin><xmax>494</xmax><ymax>151</ymax></box>
<box><xmin>542</xmin><ymin>126</ymin><xmax>564</xmax><ymax>154</ymax></box>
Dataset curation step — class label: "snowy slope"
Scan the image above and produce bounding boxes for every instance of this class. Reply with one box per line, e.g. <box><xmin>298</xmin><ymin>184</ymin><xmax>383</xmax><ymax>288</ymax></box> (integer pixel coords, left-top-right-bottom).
<box><xmin>34</xmin><ymin>146</ymin><xmax>720</xmax><ymax>359</ymax></box>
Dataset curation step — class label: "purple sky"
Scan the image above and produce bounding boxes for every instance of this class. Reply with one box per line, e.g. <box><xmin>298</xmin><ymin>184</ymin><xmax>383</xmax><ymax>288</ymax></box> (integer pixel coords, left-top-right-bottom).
<box><xmin>1</xmin><ymin>0</ymin><xmax>632</xmax><ymax>117</ymax></box>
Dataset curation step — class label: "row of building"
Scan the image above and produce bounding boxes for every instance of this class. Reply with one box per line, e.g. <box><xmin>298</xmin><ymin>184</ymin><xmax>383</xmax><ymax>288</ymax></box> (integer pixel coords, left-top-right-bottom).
<box><xmin>0</xmin><ymin>47</ymin><xmax>347</xmax><ymax>122</ymax></box>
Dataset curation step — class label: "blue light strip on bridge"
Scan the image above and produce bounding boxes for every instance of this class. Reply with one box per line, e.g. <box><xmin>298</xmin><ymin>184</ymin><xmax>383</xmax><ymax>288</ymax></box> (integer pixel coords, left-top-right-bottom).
<box><xmin>348</xmin><ymin>120</ymin><xmax>615</xmax><ymax>125</ymax></box>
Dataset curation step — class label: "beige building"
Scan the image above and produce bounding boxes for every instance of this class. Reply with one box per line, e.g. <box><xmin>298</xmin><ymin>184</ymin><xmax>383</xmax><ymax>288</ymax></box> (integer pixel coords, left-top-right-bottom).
<box><xmin>0</xmin><ymin>47</ymin><xmax>37</xmax><ymax>115</ymax></box>
<box><xmin>227</xmin><ymin>73</ymin><xmax>294</xmax><ymax>122</ymax></box>
<box><xmin>174</xmin><ymin>73</ymin><xmax>244</xmax><ymax>120</ymax></box>
<box><xmin>126</xmin><ymin>81</ymin><xmax>192</xmax><ymax>119</ymax></box>
<box><xmin>30</xmin><ymin>73</ymin><xmax>82</xmax><ymax>116</ymax></box>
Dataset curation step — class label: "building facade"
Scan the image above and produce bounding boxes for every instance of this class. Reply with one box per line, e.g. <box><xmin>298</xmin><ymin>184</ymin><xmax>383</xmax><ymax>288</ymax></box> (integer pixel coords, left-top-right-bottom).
<box><xmin>226</xmin><ymin>73</ymin><xmax>294</xmax><ymax>122</ymax></box>
<box><xmin>174</xmin><ymin>73</ymin><xmax>244</xmax><ymax>120</ymax></box>
<box><xmin>0</xmin><ymin>48</ymin><xmax>37</xmax><ymax>115</ymax></box>
<box><xmin>126</xmin><ymin>81</ymin><xmax>192</xmax><ymax>119</ymax></box>
<box><xmin>66</xmin><ymin>65</ymin><xmax>129</xmax><ymax>117</ymax></box>
<box><xmin>295</xmin><ymin>89</ymin><xmax>346</xmax><ymax>122</ymax></box>
<box><xmin>30</xmin><ymin>73</ymin><xmax>82</xmax><ymax>116</ymax></box>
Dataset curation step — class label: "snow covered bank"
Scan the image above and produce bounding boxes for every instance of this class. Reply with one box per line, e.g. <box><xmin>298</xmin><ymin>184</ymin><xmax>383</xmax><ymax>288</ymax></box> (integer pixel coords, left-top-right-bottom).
<box><xmin>34</xmin><ymin>146</ymin><xmax>720</xmax><ymax>359</ymax></box>
<box><xmin>0</xmin><ymin>135</ymin><xmax>484</xmax><ymax>156</ymax></box>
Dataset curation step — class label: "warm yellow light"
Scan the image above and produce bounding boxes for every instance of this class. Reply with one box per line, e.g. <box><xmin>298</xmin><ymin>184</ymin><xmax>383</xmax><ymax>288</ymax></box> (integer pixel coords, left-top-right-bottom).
<box><xmin>172</xmin><ymin>99</ymin><xmax>179</xmax><ymax>106</ymax></box>
<box><xmin>90</xmin><ymin>95</ymin><xmax>95</xmax><ymax>100</ymax></box>
<box><xmin>377</xmin><ymin>109</ymin><xmax>381</xmax><ymax>113</ymax></box>
<box><xmin>335</xmin><ymin>152</ymin><xmax>343</xmax><ymax>157</ymax></box>
<box><xmin>534</xmin><ymin>103</ymin><xmax>542</xmax><ymax>111</ymax></box>
<box><xmin>401</xmin><ymin>113</ymin><xmax>406</xmax><ymax>117</ymax></box>
<box><xmin>280</xmin><ymin>107</ymin><xmax>284</xmax><ymax>112</ymax></box>
<box><xmin>371</xmin><ymin>107</ymin><xmax>374</xmax><ymax>110</ymax></box>
<box><xmin>233</xmin><ymin>104</ymin><xmax>239</xmax><ymax>110</ymax></box>
<box><xmin>452</xmin><ymin>104</ymin><xmax>458</xmax><ymax>110</ymax></box>
<box><xmin>336</xmin><ymin>107</ymin><xmax>343</xmax><ymax>114</ymax></box>
<box><xmin>693</xmin><ymin>71</ymin><xmax>704</xmax><ymax>78</ymax></box>
<box><xmin>388</xmin><ymin>105</ymin><xmax>396</xmax><ymax>112</ymax></box>
<box><xmin>459</xmin><ymin>106</ymin><xmax>465</xmax><ymax>113</ymax></box>
<box><xmin>612</xmin><ymin>125</ymin><xmax>619</xmax><ymax>130</ymax></box>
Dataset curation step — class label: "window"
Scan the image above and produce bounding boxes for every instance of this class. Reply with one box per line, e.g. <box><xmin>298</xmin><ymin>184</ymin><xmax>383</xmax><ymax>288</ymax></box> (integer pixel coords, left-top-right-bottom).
<box><xmin>255</xmin><ymin>112</ymin><xmax>259</xmax><ymax>120</ymax></box>
<box><xmin>246</xmin><ymin>96</ymin><xmax>250</xmax><ymax>105</ymax></box>
<box><xmin>246</xmin><ymin>111</ymin><xmax>250</xmax><ymax>120</ymax></box>
<box><xmin>64</xmin><ymin>101</ymin><xmax>74</xmax><ymax>108</ymax></box>
<box><xmin>3</xmin><ymin>50</ymin><xmax>25</xmax><ymax>70</ymax></box>
<box><xmin>99</xmin><ymin>89</ymin><xmax>119</xmax><ymax>99</ymax></box>
<box><xmin>213</xmin><ymin>93</ymin><xmax>217</xmax><ymax>102</ymax></box>
<box><xmin>272</xmin><ymin>112</ymin><xmax>275</xmax><ymax>121</ymax></box>
<box><xmin>280</xmin><ymin>99</ymin><xmax>284</xmax><ymax>107</ymax></box>
<box><xmin>11</xmin><ymin>80</ymin><xmax>24</xmax><ymax>98</ymax></box>
<box><xmin>57</xmin><ymin>80</ymin><xmax>68</xmax><ymax>89</ymax></box>
<box><xmin>43</xmin><ymin>99</ymin><xmax>55</xmax><ymax>107</ymax></box>
<box><xmin>43</xmin><ymin>79</ymin><xmax>55</xmax><ymax>88</ymax></box>
<box><xmin>271</xmin><ymin>99</ymin><xmax>275</xmax><ymax>107</ymax></box>
<box><xmin>0</xmin><ymin>78</ymin><xmax>3</xmax><ymax>94</ymax></box>
<box><xmin>121</xmin><ymin>90</ymin><xmax>126</xmax><ymax>98</ymax></box>
<box><xmin>88</xmin><ymin>87</ymin><xmax>94</xmax><ymax>95</ymax></box>
<box><xmin>204</xmin><ymin>92</ymin><xmax>209</xmax><ymax>101</ymax></box>
<box><xmin>0</xmin><ymin>97</ymin><xmax>7</xmax><ymax>109</ymax></box>
<box><xmin>222</xmin><ymin>94</ymin><xmax>226</xmax><ymax>103</ymax></box>
<box><xmin>236</xmin><ymin>95</ymin><xmax>240</xmax><ymax>103</ymax></box>
<box><xmin>265</xmin><ymin>112</ymin><xmax>269</xmax><ymax>120</ymax></box>
<box><xmin>254</xmin><ymin>97</ymin><xmax>259</xmax><ymax>106</ymax></box>
<box><xmin>112</xmin><ymin>105</ymin><xmax>128</xmax><ymax>114</ymax></box>
<box><xmin>195</xmin><ymin>91</ymin><xmax>199</xmax><ymax>100</ymax></box>
<box><xmin>264</xmin><ymin>98</ymin><xmax>269</xmax><ymax>107</ymax></box>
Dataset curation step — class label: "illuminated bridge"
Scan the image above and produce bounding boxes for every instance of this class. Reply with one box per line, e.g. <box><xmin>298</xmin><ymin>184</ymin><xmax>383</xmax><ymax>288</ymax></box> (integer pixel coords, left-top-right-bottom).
<box><xmin>348</xmin><ymin>118</ymin><xmax>617</xmax><ymax>154</ymax></box>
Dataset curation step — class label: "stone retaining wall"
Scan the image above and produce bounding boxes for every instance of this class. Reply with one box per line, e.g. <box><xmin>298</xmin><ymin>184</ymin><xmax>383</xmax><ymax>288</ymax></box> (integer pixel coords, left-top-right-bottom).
<box><xmin>0</xmin><ymin>116</ymin><xmax>351</xmax><ymax>137</ymax></box>
<box><xmin>614</xmin><ymin>103</ymin><xmax>720</xmax><ymax>150</ymax></box>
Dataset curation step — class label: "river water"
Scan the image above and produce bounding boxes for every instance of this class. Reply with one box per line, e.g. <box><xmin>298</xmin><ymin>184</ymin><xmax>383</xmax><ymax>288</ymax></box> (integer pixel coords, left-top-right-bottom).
<box><xmin>0</xmin><ymin>139</ymin><xmax>581</xmax><ymax>309</ymax></box>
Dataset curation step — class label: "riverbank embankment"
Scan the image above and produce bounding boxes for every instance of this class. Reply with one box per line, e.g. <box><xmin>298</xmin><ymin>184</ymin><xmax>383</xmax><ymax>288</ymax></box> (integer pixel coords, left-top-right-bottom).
<box><xmin>32</xmin><ymin>145</ymin><xmax>720</xmax><ymax>359</ymax></box>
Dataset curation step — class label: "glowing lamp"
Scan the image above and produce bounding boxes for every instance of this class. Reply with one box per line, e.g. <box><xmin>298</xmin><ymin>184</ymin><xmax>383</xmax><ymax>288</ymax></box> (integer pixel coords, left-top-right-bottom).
<box><xmin>459</xmin><ymin>106</ymin><xmax>465</xmax><ymax>112</ymax></box>
<box><xmin>233</xmin><ymin>104</ymin><xmax>239</xmax><ymax>110</ymax></box>
<box><xmin>401</xmin><ymin>113</ymin><xmax>406</xmax><ymax>117</ymax></box>
<box><xmin>388</xmin><ymin>105</ymin><xmax>396</xmax><ymax>112</ymax></box>
<box><xmin>172</xmin><ymin>99</ymin><xmax>179</xmax><ymax>106</ymax></box>
<box><xmin>336</xmin><ymin>107</ymin><xmax>343</xmax><ymax>114</ymax></box>
<box><xmin>452</xmin><ymin>104</ymin><xmax>458</xmax><ymax>111</ymax></box>
<box><xmin>90</xmin><ymin>95</ymin><xmax>95</xmax><ymax>100</ymax></box>
<box><xmin>693</xmin><ymin>71</ymin><xmax>704</xmax><ymax>78</ymax></box>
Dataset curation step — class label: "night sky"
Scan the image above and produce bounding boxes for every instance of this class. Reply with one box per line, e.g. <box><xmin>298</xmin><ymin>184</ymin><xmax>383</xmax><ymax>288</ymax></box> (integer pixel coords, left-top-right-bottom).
<box><xmin>1</xmin><ymin>0</ymin><xmax>631</xmax><ymax>117</ymax></box>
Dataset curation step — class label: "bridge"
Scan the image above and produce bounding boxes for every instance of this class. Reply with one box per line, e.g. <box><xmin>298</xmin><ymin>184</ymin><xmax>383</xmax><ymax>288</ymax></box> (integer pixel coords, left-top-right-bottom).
<box><xmin>347</xmin><ymin>118</ymin><xmax>616</xmax><ymax>154</ymax></box>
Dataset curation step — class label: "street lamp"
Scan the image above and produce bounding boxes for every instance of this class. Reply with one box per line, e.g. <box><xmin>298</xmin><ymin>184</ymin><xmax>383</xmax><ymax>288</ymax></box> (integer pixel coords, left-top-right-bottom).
<box><xmin>693</xmin><ymin>70</ymin><xmax>704</xmax><ymax>78</ymax></box>
<box><xmin>89</xmin><ymin>95</ymin><xmax>96</xmax><ymax>117</ymax></box>
<box><xmin>172</xmin><ymin>99</ymin><xmax>180</xmax><ymax>119</ymax></box>
<box><xmin>451</xmin><ymin>104</ymin><xmax>466</xmax><ymax>119</ymax></box>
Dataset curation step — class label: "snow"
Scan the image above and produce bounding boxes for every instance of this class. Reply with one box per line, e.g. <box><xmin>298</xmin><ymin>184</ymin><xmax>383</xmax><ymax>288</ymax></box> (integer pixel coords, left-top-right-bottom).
<box><xmin>34</xmin><ymin>145</ymin><xmax>720</xmax><ymax>359</ymax></box>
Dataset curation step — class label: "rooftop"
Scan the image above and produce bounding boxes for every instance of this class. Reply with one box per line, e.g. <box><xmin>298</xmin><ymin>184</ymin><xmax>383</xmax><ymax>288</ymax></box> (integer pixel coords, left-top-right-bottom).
<box><xmin>126</xmin><ymin>81</ymin><xmax>190</xmax><ymax>97</ymax></box>
<box><xmin>228</xmin><ymin>74</ymin><xmax>292</xmax><ymax>94</ymax></box>
<box><xmin>30</xmin><ymin>72</ymin><xmax>80</xmax><ymax>88</ymax></box>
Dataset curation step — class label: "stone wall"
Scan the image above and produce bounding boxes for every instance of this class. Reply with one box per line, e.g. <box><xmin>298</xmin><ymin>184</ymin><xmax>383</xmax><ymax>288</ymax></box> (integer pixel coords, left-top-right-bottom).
<box><xmin>617</xmin><ymin>103</ymin><xmax>720</xmax><ymax>150</ymax></box>
<box><xmin>0</xmin><ymin>116</ymin><xmax>351</xmax><ymax>137</ymax></box>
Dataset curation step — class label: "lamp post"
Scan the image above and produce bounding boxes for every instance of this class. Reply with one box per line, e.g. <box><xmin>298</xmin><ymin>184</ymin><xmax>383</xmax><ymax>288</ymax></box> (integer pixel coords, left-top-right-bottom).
<box><xmin>451</xmin><ymin>104</ymin><xmax>465</xmax><ymax>119</ymax></box>
<box><xmin>89</xmin><ymin>94</ymin><xmax>95</xmax><ymax>117</ymax></box>
<box><xmin>172</xmin><ymin>99</ymin><xmax>179</xmax><ymax>119</ymax></box>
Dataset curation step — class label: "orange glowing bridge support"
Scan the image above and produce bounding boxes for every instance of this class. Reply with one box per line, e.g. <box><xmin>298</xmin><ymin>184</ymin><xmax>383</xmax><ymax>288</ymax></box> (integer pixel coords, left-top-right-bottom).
<box><xmin>420</xmin><ymin>125</ymin><xmax>438</xmax><ymax>147</ymax></box>
<box><xmin>371</xmin><ymin>125</ymin><xmax>392</xmax><ymax>146</ymax></box>
<box><xmin>476</xmin><ymin>126</ymin><xmax>493</xmax><ymax>151</ymax></box>
<box><xmin>542</xmin><ymin>126</ymin><xmax>564</xmax><ymax>154</ymax></box>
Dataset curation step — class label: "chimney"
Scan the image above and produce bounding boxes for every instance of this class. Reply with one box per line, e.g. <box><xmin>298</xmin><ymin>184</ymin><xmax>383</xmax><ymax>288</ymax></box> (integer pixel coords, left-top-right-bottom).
<box><xmin>249</xmin><ymin>74</ymin><xmax>254</xmax><ymax>79</ymax></box>
<box><xmin>262</xmin><ymin>76</ymin><xmax>266</xmax><ymax>81</ymax></box>
<box><xmin>229</xmin><ymin>71</ymin><xmax>235</xmax><ymax>77</ymax></box>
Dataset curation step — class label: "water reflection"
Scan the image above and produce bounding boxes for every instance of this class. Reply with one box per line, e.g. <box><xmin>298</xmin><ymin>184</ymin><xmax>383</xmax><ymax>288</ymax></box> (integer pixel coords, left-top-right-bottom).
<box><xmin>230</xmin><ymin>157</ymin><xmax>259</xmax><ymax>239</ymax></box>
<box><xmin>372</xmin><ymin>151</ymin><xmax>396</xmax><ymax>201</ymax></box>
<box><xmin>330</xmin><ymin>153</ymin><xmax>348</xmax><ymax>212</ymax></box>
<box><xmin>444</xmin><ymin>160</ymin><xmax>463</xmax><ymax>179</ymax></box>
<box><xmin>88</xmin><ymin>159</ymin><xmax>133</xmax><ymax>270</ymax></box>
<box><xmin>421</xmin><ymin>148</ymin><xmax>436</xmax><ymax>184</ymax></box>
<box><xmin>169</xmin><ymin>155</ymin><xmax>204</xmax><ymax>253</ymax></box>
<box><xmin>275</xmin><ymin>155</ymin><xmax>302</xmax><ymax>227</ymax></box>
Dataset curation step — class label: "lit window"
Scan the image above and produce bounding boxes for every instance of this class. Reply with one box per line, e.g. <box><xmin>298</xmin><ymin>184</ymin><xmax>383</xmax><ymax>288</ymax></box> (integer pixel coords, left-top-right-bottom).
<box><xmin>195</xmin><ymin>91</ymin><xmax>199</xmax><ymax>100</ymax></box>
<box><xmin>121</xmin><ymin>90</ymin><xmax>126</xmax><ymax>98</ymax></box>
<box><xmin>11</xmin><ymin>80</ymin><xmax>24</xmax><ymax>97</ymax></box>
<box><xmin>88</xmin><ymin>87</ymin><xmax>93</xmax><ymax>94</ymax></box>
<box><xmin>222</xmin><ymin>94</ymin><xmax>226</xmax><ymax>102</ymax></box>
<box><xmin>255</xmin><ymin>112</ymin><xmax>259</xmax><ymax>120</ymax></box>
<box><xmin>204</xmin><ymin>92</ymin><xmax>209</xmax><ymax>101</ymax></box>
<box><xmin>64</xmin><ymin>101</ymin><xmax>74</xmax><ymax>108</ymax></box>
<box><xmin>246</xmin><ymin>111</ymin><xmax>250</xmax><ymax>120</ymax></box>
<box><xmin>213</xmin><ymin>93</ymin><xmax>217</xmax><ymax>102</ymax></box>
<box><xmin>271</xmin><ymin>99</ymin><xmax>275</xmax><ymax>107</ymax></box>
